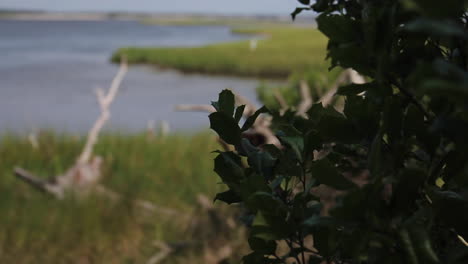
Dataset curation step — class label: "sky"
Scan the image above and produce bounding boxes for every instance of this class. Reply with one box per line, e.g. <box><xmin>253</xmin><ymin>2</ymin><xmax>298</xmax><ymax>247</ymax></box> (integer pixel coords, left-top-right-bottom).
<box><xmin>0</xmin><ymin>0</ymin><xmax>302</xmax><ymax>15</ymax></box>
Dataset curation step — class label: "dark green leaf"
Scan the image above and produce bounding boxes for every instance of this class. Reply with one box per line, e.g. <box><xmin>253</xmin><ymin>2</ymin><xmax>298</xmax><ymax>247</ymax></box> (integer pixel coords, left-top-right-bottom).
<box><xmin>214</xmin><ymin>189</ymin><xmax>242</xmax><ymax>204</ymax></box>
<box><xmin>337</xmin><ymin>82</ymin><xmax>375</xmax><ymax>96</ymax></box>
<box><xmin>218</xmin><ymin>89</ymin><xmax>236</xmax><ymax>116</ymax></box>
<box><xmin>248</xmin><ymin>237</ymin><xmax>277</xmax><ymax>254</ymax></box>
<box><xmin>241</xmin><ymin>106</ymin><xmax>269</xmax><ymax>132</ymax></box>
<box><xmin>279</xmin><ymin>136</ymin><xmax>304</xmax><ymax>162</ymax></box>
<box><xmin>310</xmin><ymin>158</ymin><xmax>356</xmax><ymax>190</ymax></box>
<box><xmin>406</xmin><ymin>0</ymin><xmax>466</xmax><ymax>18</ymax></box>
<box><xmin>209</xmin><ymin>112</ymin><xmax>241</xmax><ymax>145</ymax></box>
<box><xmin>404</xmin><ymin>19</ymin><xmax>468</xmax><ymax>39</ymax></box>
<box><xmin>316</xmin><ymin>14</ymin><xmax>361</xmax><ymax>43</ymax></box>
<box><xmin>214</xmin><ymin>151</ymin><xmax>244</xmax><ymax>184</ymax></box>
<box><xmin>235</xmin><ymin>105</ymin><xmax>246</xmax><ymax>123</ymax></box>
<box><xmin>368</xmin><ymin>132</ymin><xmax>384</xmax><ymax>179</ymax></box>
<box><xmin>291</xmin><ymin>7</ymin><xmax>311</xmax><ymax>20</ymax></box>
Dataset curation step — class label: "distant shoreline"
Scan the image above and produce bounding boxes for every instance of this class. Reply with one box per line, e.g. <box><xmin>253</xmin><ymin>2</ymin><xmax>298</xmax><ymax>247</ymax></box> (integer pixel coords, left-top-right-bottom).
<box><xmin>0</xmin><ymin>11</ymin><xmax>314</xmax><ymax>23</ymax></box>
<box><xmin>0</xmin><ymin>12</ymin><xmax>134</xmax><ymax>21</ymax></box>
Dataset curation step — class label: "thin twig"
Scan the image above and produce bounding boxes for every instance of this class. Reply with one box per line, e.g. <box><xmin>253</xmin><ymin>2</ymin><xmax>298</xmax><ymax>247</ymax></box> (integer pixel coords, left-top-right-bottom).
<box><xmin>146</xmin><ymin>241</ymin><xmax>174</xmax><ymax>264</ymax></box>
<box><xmin>174</xmin><ymin>104</ymin><xmax>216</xmax><ymax>113</ymax></box>
<box><xmin>297</xmin><ymin>80</ymin><xmax>313</xmax><ymax>117</ymax></box>
<box><xmin>77</xmin><ymin>57</ymin><xmax>128</xmax><ymax>164</ymax></box>
<box><xmin>273</xmin><ymin>89</ymin><xmax>289</xmax><ymax>113</ymax></box>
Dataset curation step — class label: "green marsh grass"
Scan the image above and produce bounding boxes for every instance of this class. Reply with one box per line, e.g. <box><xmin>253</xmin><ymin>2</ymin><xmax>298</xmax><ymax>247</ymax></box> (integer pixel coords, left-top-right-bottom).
<box><xmin>0</xmin><ymin>131</ymin><xmax>230</xmax><ymax>263</ymax></box>
<box><xmin>112</xmin><ymin>27</ymin><xmax>329</xmax><ymax>78</ymax></box>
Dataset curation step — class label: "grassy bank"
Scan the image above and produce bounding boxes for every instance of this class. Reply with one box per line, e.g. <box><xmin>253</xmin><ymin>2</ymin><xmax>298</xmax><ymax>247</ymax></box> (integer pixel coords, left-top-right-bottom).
<box><xmin>0</xmin><ymin>132</ymin><xmax>245</xmax><ymax>263</ymax></box>
<box><xmin>112</xmin><ymin>27</ymin><xmax>329</xmax><ymax>79</ymax></box>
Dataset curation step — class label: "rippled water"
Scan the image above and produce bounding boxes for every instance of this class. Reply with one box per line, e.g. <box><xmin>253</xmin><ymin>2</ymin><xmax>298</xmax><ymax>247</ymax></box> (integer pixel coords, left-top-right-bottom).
<box><xmin>0</xmin><ymin>20</ymin><xmax>267</xmax><ymax>133</ymax></box>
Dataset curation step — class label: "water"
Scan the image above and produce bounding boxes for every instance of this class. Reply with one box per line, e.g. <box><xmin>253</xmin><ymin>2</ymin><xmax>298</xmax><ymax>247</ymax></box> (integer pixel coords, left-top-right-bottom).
<box><xmin>0</xmin><ymin>20</ymin><xmax>266</xmax><ymax>133</ymax></box>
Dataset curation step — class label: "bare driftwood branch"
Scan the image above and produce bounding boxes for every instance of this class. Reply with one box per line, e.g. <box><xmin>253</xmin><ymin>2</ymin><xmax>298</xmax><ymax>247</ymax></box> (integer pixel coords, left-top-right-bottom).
<box><xmin>296</xmin><ymin>80</ymin><xmax>313</xmax><ymax>117</ymax></box>
<box><xmin>78</xmin><ymin>58</ymin><xmax>128</xmax><ymax>164</ymax></box>
<box><xmin>174</xmin><ymin>104</ymin><xmax>216</xmax><ymax>113</ymax></box>
<box><xmin>320</xmin><ymin>69</ymin><xmax>365</xmax><ymax>107</ymax></box>
<box><xmin>94</xmin><ymin>185</ymin><xmax>187</xmax><ymax>219</ymax></box>
<box><xmin>273</xmin><ymin>89</ymin><xmax>288</xmax><ymax>114</ymax></box>
<box><xmin>14</xmin><ymin>167</ymin><xmax>60</xmax><ymax>195</ymax></box>
<box><xmin>15</xmin><ymin>58</ymin><xmax>128</xmax><ymax>199</ymax></box>
<box><xmin>28</xmin><ymin>131</ymin><xmax>39</xmax><ymax>149</ymax></box>
<box><xmin>235</xmin><ymin>93</ymin><xmax>257</xmax><ymax>116</ymax></box>
<box><xmin>147</xmin><ymin>241</ymin><xmax>174</xmax><ymax>264</ymax></box>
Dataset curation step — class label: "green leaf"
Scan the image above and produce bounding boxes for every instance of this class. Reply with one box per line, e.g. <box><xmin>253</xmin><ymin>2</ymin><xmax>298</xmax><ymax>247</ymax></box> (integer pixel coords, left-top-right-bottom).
<box><xmin>279</xmin><ymin>136</ymin><xmax>304</xmax><ymax>162</ymax></box>
<box><xmin>240</xmin><ymin>173</ymin><xmax>272</xmax><ymax>200</ymax></box>
<box><xmin>291</xmin><ymin>7</ymin><xmax>311</xmax><ymax>20</ymax></box>
<box><xmin>218</xmin><ymin>89</ymin><xmax>236</xmax><ymax>116</ymax></box>
<box><xmin>312</xmin><ymin>0</ymin><xmax>330</xmax><ymax>12</ymax></box>
<box><xmin>248</xmin><ymin>237</ymin><xmax>277</xmax><ymax>255</ymax></box>
<box><xmin>304</xmin><ymin>130</ymin><xmax>322</xmax><ymax>157</ymax></box>
<box><xmin>209</xmin><ymin>112</ymin><xmax>241</xmax><ymax>145</ymax></box>
<box><xmin>316</xmin><ymin>14</ymin><xmax>361</xmax><ymax>43</ymax></box>
<box><xmin>430</xmin><ymin>190</ymin><xmax>468</xmax><ymax>238</ymax></box>
<box><xmin>214</xmin><ymin>189</ymin><xmax>242</xmax><ymax>204</ymax></box>
<box><xmin>404</xmin><ymin>104</ymin><xmax>425</xmax><ymax>137</ymax></box>
<box><xmin>337</xmin><ymin>82</ymin><xmax>375</xmax><ymax>96</ymax></box>
<box><xmin>214</xmin><ymin>151</ymin><xmax>244</xmax><ymax>184</ymax></box>
<box><xmin>310</xmin><ymin>158</ymin><xmax>356</xmax><ymax>190</ymax></box>
<box><xmin>251</xmin><ymin>211</ymin><xmax>290</xmax><ymax>240</ymax></box>
<box><xmin>393</xmin><ymin>169</ymin><xmax>427</xmax><ymax>213</ymax></box>
<box><xmin>404</xmin><ymin>19</ymin><xmax>468</xmax><ymax>39</ymax></box>
<box><xmin>313</xmin><ymin>226</ymin><xmax>339</xmax><ymax>258</ymax></box>
<box><xmin>297</xmin><ymin>0</ymin><xmax>310</xmax><ymax>5</ymax></box>
<box><xmin>247</xmin><ymin>150</ymin><xmax>276</xmax><ymax>179</ymax></box>
<box><xmin>382</xmin><ymin>97</ymin><xmax>404</xmax><ymax>144</ymax></box>
<box><xmin>307</xmin><ymin>103</ymin><xmax>357</xmax><ymax>143</ymax></box>
<box><xmin>302</xmin><ymin>215</ymin><xmax>335</xmax><ymax>228</ymax></box>
<box><xmin>405</xmin><ymin>0</ymin><xmax>467</xmax><ymax>18</ymax></box>
<box><xmin>399</xmin><ymin>229</ymin><xmax>420</xmax><ymax>264</ymax></box>
<box><xmin>241</xmin><ymin>106</ymin><xmax>269</xmax><ymax>132</ymax></box>
<box><xmin>235</xmin><ymin>105</ymin><xmax>246</xmax><ymax>123</ymax></box>
<box><xmin>242</xmin><ymin>252</ymin><xmax>271</xmax><ymax>264</ymax></box>
<box><xmin>368</xmin><ymin>132</ymin><xmax>384</xmax><ymax>179</ymax></box>
<box><xmin>410</xmin><ymin>227</ymin><xmax>440</xmax><ymax>264</ymax></box>
<box><xmin>246</xmin><ymin>192</ymin><xmax>287</xmax><ymax>214</ymax></box>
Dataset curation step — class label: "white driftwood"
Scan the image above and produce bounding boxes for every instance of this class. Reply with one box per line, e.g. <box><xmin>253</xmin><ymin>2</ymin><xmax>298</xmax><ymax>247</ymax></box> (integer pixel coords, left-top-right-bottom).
<box><xmin>78</xmin><ymin>59</ymin><xmax>128</xmax><ymax>164</ymax></box>
<box><xmin>320</xmin><ymin>69</ymin><xmax>366</xmax><ymax>107</ymax></box>
<box><xmin>174</xmin><ymin>104</ymin><xmax>216</xmax><ymax>113</ymax></box>
<box><xmin>273</xmin><ymin>89</ymin><xmax>289</xmax><ymax>114</ymax></box>
<box><xmin>15</xmin><ymin>58</ymin><xmax>128</xmax><ymax>198</ymax></box>
<box><xmin>28</xmin><ymin>131</ymin><xmax>39</xmax><ymax>149</ymax></box>
<box><xmin>147</xmin><ymin>241</ymin><xmax>174</xmax><ymax>264</ymax></box>
<box><xmin>235</xmin><ymin>93</ymin><xmax>257</xmax><ymax>116</ymax></box>
<box><xmin>296</xmin><ymin>80</ymin><xmax>313</xmax><ymax>117</ymax></box>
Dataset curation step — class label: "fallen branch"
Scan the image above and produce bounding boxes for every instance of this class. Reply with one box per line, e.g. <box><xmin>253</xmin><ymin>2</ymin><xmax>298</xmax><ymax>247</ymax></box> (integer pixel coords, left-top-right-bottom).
<box><xmin>147</xmin><ymin>241</ymin><xmax>174</xmax><ymax>264</ymax></box>
<box><xmin>320</xmin><ymin>69</ymin><xmax>365</xmax><ymax>107</ymax></box>
<box><xmin>296</xmin><ymin>80</ymin><xmax>313</xmax><ymax>117</ymax></box>
<box><xmin>273</xmin><ymin>89</ymin><xmax>289</xmax><ymax>114</ymax></box>
<box><xmin>78</xmin><ymin>57</ymin><xmax>128</xmax><ymax>164</ymax></box>
<box><xmin>174</xmin><ymin>104</ymin><xmax>216</xmax><ymax>113</ymax></box>
<box><xmin>15</xmin><ymin>58</ymin><xmax>128</xmax><ymax>198</ymax></box>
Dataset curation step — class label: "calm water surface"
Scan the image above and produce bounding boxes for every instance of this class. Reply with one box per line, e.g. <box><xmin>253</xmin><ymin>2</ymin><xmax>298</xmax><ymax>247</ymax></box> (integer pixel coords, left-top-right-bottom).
<box><xmin>0</xmin><ymin>20</ymin><xmax>266</xmax><ymax>133</ymax></box>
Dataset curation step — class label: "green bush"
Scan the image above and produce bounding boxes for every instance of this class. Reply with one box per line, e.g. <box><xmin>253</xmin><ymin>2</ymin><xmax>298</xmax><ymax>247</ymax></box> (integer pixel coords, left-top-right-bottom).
<box><xmin>209</xmin><ymin>0</ymin><xmax>468</xmax><ymax>263</ymax></box>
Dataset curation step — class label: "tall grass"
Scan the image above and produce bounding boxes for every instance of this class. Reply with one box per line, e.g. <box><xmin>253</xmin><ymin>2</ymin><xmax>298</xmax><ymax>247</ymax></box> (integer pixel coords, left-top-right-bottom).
<box><xmin>0</xmin><ymin>131</ymin><xmax>229</xmax><ymax>263</ymax></box>
<box><xmin>112</xmin><ymin>27</ymin><xmax>329</xmax><ymax>79</ymax></box>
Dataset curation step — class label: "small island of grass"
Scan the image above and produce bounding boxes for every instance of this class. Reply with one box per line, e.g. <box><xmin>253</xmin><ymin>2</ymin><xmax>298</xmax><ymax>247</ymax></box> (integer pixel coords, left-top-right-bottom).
<box><xmin>112</xmin><ymin>26</ymin><xmax>330</xmax><ymax>79</ymax></box>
